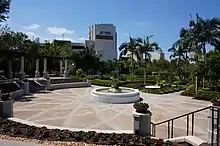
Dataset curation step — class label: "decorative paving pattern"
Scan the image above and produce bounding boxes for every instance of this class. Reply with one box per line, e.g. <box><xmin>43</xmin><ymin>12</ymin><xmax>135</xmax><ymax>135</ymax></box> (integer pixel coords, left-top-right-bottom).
<box><xmin>13</xmin><ymin>86</ymin><xmax>211</xmax><ymax>140</ymax></box>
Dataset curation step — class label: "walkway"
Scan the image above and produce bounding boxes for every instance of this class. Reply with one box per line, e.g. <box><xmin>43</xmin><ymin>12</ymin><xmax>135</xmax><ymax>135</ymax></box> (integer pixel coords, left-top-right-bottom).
<box><xmin>0</xmin><ymin>139</ymin><xmax>45</xmax><ymax>146</ymax></box>
<box><xmin>13</xmin><ymin>86</ymin><xmax>211</xmax><ymax>141</ymax></box>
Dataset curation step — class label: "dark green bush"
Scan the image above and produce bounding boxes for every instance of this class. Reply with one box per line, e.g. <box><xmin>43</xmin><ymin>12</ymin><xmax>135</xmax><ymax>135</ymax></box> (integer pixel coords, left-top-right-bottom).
<box><xmin>100</xmin><ymin>74</ymin><xmax>111</xmax><ymax>80</ymax></box>
<box><xmin>91</xmin><ymin>79</ymin><xmax>112</xmax><ymax>87</ymax></box>
<box><xmin>135</xmin><ymin>68</ymin><xmax>144</xmax><ymax>77</ymax></box>
<box><xmin>118</xmin><ymin>74</ymin><xmax>128</xmax><ymax>81</ymax></box>
<box><xmin>180</xmin><ymin>88</ymin><xmax>195</xmax><ymax>97</ymax></box>
<box><xmin>86</xmin><ymin>75</ymin><xmax>98</xmax><ymax>80</ymax></box>
<box><xmin>76</xmin><ymin>69</ymin><xmax>83</xmax><ymax>77</ymax></box>
<box><xmin>194</xmin><ymin>90</ymin><xmax>220</xmax><ymax>101</ymax></box>
<box><xmin>91</xmin><ymin>79</ymin><xmax>156</xmax><ymax>89</ymax></box>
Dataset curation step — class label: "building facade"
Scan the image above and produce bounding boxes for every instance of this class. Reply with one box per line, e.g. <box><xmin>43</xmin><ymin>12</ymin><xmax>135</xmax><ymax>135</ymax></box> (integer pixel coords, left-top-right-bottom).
<box><xmin>54</xmin><ymin>24</ymin><xmax>117</xmax><ymax>61</ymax></box>
<box><xmin>149</xmin><ymin>52</ymin><xmax>165</xmax><ymax>61</ymax></box>
<box><xmin>88</xmin><ymin>24</ymin><xmax>117</xmax><ymax>61</ymax></box>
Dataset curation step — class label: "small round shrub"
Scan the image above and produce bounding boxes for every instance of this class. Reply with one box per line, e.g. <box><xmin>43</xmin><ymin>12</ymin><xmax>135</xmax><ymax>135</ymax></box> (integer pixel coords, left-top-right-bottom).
<box><xmin>76</xmin><ymin>69</ymin><xmax>83</xmax><ymax>77</ymax></box>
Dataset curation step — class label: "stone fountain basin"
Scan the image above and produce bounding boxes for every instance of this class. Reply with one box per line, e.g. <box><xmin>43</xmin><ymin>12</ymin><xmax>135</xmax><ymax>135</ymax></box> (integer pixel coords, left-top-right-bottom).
<box><xmin>91</xmin><ymin>87</ymin><xmax>140</xmax><ymax>104</ymax></box>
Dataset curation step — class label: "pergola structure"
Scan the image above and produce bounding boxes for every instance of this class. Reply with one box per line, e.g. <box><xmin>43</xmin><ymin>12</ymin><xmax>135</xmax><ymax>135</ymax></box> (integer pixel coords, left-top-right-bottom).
<box><xmin>0</xmin><ymin>50</ymin><xmax>71</xmax><ymax>80</ymax></box>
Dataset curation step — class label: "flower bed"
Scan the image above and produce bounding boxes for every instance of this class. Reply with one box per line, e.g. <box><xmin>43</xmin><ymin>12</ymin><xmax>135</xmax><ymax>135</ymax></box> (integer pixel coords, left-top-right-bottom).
<box><xmin>0</xmin><ymin>119</ymin><xmax>184</xmax><ymax>145</ymax></box>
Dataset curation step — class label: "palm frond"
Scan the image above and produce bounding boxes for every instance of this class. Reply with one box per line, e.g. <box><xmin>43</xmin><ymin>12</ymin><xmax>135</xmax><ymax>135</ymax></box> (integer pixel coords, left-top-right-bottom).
<box><xmin>118</xmin><ymin>43</ymin><xmax>128</xmax><ymax>51</ymax></box>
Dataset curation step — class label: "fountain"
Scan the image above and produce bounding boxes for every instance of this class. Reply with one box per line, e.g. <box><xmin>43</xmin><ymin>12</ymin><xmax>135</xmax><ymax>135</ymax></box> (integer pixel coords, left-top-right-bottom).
<box><xmin>91</xmin><ymin>76</ymin><xmax>140</xmax><ymax>104</ymax></box>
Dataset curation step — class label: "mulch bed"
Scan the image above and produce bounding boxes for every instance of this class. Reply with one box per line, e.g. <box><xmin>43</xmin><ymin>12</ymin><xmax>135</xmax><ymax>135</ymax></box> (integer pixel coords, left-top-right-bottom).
<box><xmin>0</xmin><ymin>119</ymin><xmax>187</xmax><ymax>145</ymax></box>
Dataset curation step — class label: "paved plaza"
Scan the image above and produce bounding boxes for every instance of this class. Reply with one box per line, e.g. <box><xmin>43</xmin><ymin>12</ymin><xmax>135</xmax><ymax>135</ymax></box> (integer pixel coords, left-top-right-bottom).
<box><xmin>13</xmin><ymin>86</ymin><xmax>211</xmax><ymax>140</ymax></box>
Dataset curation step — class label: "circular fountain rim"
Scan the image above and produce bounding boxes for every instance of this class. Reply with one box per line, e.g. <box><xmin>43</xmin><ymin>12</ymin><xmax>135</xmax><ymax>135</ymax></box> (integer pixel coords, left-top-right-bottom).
<box><xmin>91</xmin><ymin>87</ymin><xmax>139</xmax><ymax>96</ymax></box>
<box><xmin>91</xmin><ymin>87</ymin><xmax>140</xmax><ymax>103</ymax></box>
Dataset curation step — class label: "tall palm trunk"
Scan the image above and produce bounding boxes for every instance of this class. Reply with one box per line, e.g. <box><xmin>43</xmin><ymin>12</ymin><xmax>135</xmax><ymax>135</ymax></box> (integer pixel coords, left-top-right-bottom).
<box><xmin>184</xmin><ymin>52</ymin><xmax>188</xmax><ymax>78</ymax></box>
<box><xmin>131</xmin><ymin>52</ymin><xmax>134</xmax><ymax>80</ymax></box>
<box><xmin>202</xmin><ymin>42</ymin><xmax>206</xmax><ymax>55</ymax></box>
<box><xmin>202</xmin><ymin>42</ymin><xmax>206</xmax><ymax>88</ymax></box>
<box><xmin>144</xmin><ymin>52</ymin><xmax>147</xmax><ymax>85</ymax></box>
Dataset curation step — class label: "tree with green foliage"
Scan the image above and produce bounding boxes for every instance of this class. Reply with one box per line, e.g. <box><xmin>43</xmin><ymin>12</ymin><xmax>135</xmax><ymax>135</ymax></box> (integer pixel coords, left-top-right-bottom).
<box><xmin>137</xmin><ymin>35</ymin><xmax>161</xmax><ymax>84</ymax></box>
<box><xmin>119</xmin><ymin>37</ymin><xmax>141</xmax><ymax>80</ymax></box>
<box><xmin>0</xmin><ymin>0</ymin><xmax>11</xmax><ymax>22</ymax></box>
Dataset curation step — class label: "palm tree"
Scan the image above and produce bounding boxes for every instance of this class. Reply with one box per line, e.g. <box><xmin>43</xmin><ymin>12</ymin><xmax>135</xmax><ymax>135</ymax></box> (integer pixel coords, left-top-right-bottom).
<box><xmin>168</xmin><ymin>41</ymin><xmax>185</xmax><ymax>67</ymax></box>
<box><xmin>137</xmin><ymin>35</ymin><xmax>161</xmax><ymax>85</ymax></box>
<box><xmin>119</xmin><ymin>37</ymin><xmax>141</xmax><ymax>80</ymax></box>
<box><xmin>187</xmin><ymin>14</ymin><xmax>220</xmax><ymax>56</ymax></box>
<box><xmin>185</xmin><ymin>14</ymin><xmax>220</xmax><ymax>89</ymax></box>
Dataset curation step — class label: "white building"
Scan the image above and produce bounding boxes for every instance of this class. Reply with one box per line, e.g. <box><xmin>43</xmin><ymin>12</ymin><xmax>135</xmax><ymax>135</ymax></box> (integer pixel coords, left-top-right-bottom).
<box><xmin>124</xmin><ymin>52</ymin><xmax>165</xmax><ymax>62</ymax></box>
<box><xmin>60</xmin><ymin>24</ymin><xmax>117</xmax><ymax>61</ymax></box>
<box><xmin>88</xmin><ymin>24</ymin><xmax>117</xmax><ymax>60</ymax></box>
<box><xmin>149</xmin><ymin>52</ymin><xmax>165</xmax><ymax>61</ymax></box>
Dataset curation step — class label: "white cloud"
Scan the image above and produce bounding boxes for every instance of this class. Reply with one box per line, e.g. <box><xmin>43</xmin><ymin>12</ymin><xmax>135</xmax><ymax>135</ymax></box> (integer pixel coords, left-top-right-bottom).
<box><xmin>23</xmin><ymin>24</ymin><xmax>40</xmax><ymax>30</ymax></box>
<box><xmin>47</xmin><ymin>27</ymin><xmax>74</xmax><ymax>35</ymax></box>
<box><xmin>26</xmin><ymin>32</ymin><xmax>37</xmax><ymax>38</ymax></box>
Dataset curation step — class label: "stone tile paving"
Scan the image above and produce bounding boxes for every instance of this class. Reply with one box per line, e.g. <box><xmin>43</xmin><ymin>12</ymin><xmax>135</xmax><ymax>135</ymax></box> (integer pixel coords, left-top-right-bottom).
<box><xmin>13</xmin><ymin>86</ymin><xmax>211</xmax><ymax>141</ymax></box>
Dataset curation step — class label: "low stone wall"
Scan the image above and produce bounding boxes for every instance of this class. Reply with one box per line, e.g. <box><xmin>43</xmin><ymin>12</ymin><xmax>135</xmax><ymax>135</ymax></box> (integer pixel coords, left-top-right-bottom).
<box><xmin>49</xmin><ymin>80</ymin><xmax>91</xmax><ymax>90</ymax></box>
<box><xmin>11</xmin><ymin>89</ymin><xmax>24</xmax><ymax>99</ymax></box>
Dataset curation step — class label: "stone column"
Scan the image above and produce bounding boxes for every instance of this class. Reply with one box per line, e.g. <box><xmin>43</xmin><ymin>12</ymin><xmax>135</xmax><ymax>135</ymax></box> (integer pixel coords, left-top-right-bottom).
<box><xmin>8</xmin><ymin>59</ymin><xmax>13</xmax><ymax>80</ymax></box>
<box><xmin>132</xmin><ymin>110</ymin><xmax>152</xmax><ymax>136</ymax></box>
<box><xmin>64</xmin><ymin>59</ymin><xmax>68</xmax><ymax>77</ymax></box>
<box><xmin>19</xmin><ymin>56</ymin><xmax>25</xmax><ymax>80</ymax></box>
<box><xmin>60</xmin><ymin>60</ymin><xmax>63</xmax><ymax>76</ymax></box>
<box><xmin>35</xmin><ymin>58</ymin><xmax>40</xmax><ymax>78</ymax></box>
<box><xmin>43</xmin><ymin>58</ymin><xmax>48</xmax><ymax>78</ymax></box>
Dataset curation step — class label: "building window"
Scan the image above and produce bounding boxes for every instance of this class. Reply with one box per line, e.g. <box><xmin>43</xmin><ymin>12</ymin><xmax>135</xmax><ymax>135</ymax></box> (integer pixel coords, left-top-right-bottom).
<box><xmin>95</xmin><ymin>35</ymin><xmax>113</xmax><ymax>40</ymax></box>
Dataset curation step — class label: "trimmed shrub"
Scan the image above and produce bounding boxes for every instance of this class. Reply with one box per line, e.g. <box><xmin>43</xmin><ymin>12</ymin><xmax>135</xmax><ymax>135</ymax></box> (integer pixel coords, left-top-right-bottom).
<box><xmin>141</xmin><ymin>86</ymin><xmax>186</xmax><ymax>95</ymax></box>
<box><xmin>118</xmin><ymin>74</ymin><xmax>128</xmax><ymax>81</ymax></box>
<box><xmin>135</xmin><ymin>68</ymin><xmax>145</xmax><ymax>77</ymax></box>
<box><xmin>76</xmin><ymin>69</ymin><xmax>83</xmax><ymax>77</ymax></box>
<box><xmin>194</xmin><ymin>90</ymin><xmax>220</xmax><ymax>101</ymax></box>
<box><xmin>91</xmin><ymin>79</ymin><xmax>112</xmax><ymax>87</ymax></box>
<box><xmin>86</xmin><ymin>75</ymin><xmax>98</xmax><ymax>80</ymax></box>
<box><xmin>180</xmin><ymin>84</ymin><xmax>195</xmax><ymax>97</ymax></box>
<box><xmin>180</xmin><ymin>88</ymin><xmax>195</xmax><ymax>97</ymax></box>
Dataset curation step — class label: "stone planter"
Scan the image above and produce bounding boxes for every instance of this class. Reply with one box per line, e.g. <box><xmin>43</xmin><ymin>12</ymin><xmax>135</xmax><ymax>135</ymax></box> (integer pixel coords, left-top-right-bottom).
<box><xmin>0</xmin><ymin>99</ymin><xmax>13</xmax><ymax>118</ymax></box>
<box><xmin>133</xmin><ymin>106</ymin><xmax>149</xmax><ymax>113</ymax></box>
<box><xmin>211</xmin><ymin>100</ymin><xmax>220</xmax><ymax>106</ymax></box>
<box><xmin>132</xmin><ymin>110</ymin><xmax>152</xmax><ymax>136</ymax></box>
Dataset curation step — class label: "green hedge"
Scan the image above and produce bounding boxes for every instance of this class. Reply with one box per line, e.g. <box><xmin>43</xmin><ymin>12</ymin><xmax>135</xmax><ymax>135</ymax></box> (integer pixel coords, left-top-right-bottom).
<box><xmin>91</xmin><ymin>79</ymin><xmax>156</xmax><ymax>88</ymax></box>
<box><xmin>141</xmin><ymin>86</ymin><xmax>186</xmax><ymax>94</ymax></box>
<box><xmin>180</xmin><ymin>88</ymin><xmax>195</xmax><ymax>97</ymax></box>
<box><xmin>194</xmin><ymin>90</ymin><xmax>220</xmax><ymax>101</ymax></box>
<box><xmin>181</xmin><ymin>86</ymin><xmax>220</xmax><ymax>101</ymax></box>
<box><xmin>91</xmin><ymin>79</ymin><xmax>113</xmax><ymax>87</ymax></box>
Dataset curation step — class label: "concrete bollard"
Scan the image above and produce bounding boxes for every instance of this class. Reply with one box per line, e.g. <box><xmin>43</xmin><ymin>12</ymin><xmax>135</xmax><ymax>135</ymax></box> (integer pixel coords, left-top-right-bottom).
<box><xmin>64</xmin><ymin>70</ymin><xmax>68</xmax><ymax>78</ymax></box>
<box><xmin>23</xmin><ymin>82</ymin><xmax>29</xmax><ymax>95</ymax></box>
<box><xmin>87</xmin><ymin>80</ymin><xmax>91</xmax><ymax>86</ymax></box>
<box><xmin>0</xmin><ymin>100</ymin><xmax>13</xmax><ymax>118</ymax></box>
<box><xmin>46</xmin><ymin>79</ymin><xmax>51</xmax><ymax>91</ymax></box>
<box><xmin>132</xmin><ymin>110</ymin><xmax>152</xmax><ymax>136</ymax></box>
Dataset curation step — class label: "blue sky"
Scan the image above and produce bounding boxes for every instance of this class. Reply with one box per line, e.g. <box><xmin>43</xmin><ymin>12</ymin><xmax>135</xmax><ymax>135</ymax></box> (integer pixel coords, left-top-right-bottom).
<box><xmin>4</xmin><ymin>0</ymin><xmax>220</xmax><ymax>58</ymax></box>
